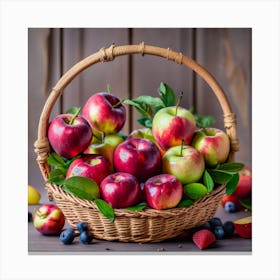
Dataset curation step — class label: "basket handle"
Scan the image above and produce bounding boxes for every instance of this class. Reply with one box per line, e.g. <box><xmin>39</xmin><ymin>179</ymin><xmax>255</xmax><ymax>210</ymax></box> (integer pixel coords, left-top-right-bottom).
<box><xmin>34</xmin><ymin>42</ymin><xmax>239</xmax><ymax>182</ymax></box>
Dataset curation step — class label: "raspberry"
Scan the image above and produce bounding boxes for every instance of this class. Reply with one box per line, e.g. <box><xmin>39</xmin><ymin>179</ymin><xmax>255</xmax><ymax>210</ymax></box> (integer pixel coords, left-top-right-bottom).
<box><xmin>192</xmin><ymin>229</ymin><xmax>216</xmax><ymax>250</ymax></box>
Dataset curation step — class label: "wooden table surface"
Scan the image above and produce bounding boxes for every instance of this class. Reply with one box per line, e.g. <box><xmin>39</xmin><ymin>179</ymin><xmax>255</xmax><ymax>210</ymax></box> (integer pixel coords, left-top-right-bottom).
<box><xmin>28</xmin><ymin>205</ymin><xmax>252</xmax><ymax>254</ymax></box>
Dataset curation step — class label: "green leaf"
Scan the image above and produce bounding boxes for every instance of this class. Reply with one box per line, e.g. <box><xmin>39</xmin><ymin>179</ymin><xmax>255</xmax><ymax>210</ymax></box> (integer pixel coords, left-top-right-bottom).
<box><xmin>47</xmin><ymin>152</ymin><xmax>67</xmax><ymax>168</ymax></box>
<box><xmin>226</xmin><ymin>173</ymin><xmax>240</xmax><ymax>195</ymax></box>
<box><xmin>207</xmin><ymin>169</ymin><xmax>233</xmax><ymax>184</ymax></box>
<box><xmin>239</xmin><ymin>198</ymin><xmax>252</xmax><ymax>211</ymax></box>
<box><xmin>177</xmin><ymin>199</ymin><xmax>194</xmax><ymax>207</ymax></box>
<box><xmin>62</xmin><ymin>176</ymin><xmax>99</xmax><ymax>200</ymax></box>
<box><xmin>66</xmin><ymin>106</ymin><xmax>80</xmax><ymax>115</ymax></box>
<box><xmin>47</xmin><ymin>169</ymin><xmax>66</xmax><ymax>185</ymax></box>
<box><xmin>183</xmin><ymin>183</ymin><xmax>208</xmax><ymax>200</ymax></box>
<box><xmin>133</xmin><ymin>95</ymin><xmax>165</xmax><ymax>109</ymax></box>
<box><xmin>158</xmin><ymin>82</ymin><xmax>175</xmax><ymax>107</ymax></box>
<box><xmin>123</xmin><ymin>99</ymin><xmax>149</xmax><ymax>116</ymax></box>
<box><xmin>94</xmin><ymin>199</ymin><xmax>115</xmax><ymax>222</ymax></box>
<box><xmin>137</xmin><ymin>116</ymin><xmax>152</xmax><ymax>128</ymax></box>
<box><xmin>126</xmin><ymin>202</ymin><xmax>147</xmax><ymax>211</ymax></box>
<box><xmin>203</xmin><ymin>170</ymin><xmax>214</xmax><ymax>193</ymax></box>
<box><xmin>216</xmin><ymin>162</ymin><xmax>245</xmax><ymax>173</ymax></box>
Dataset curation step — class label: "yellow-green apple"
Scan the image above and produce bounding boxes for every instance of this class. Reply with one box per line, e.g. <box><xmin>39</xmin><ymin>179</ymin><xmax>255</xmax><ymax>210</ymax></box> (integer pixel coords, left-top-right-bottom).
<box><xmin>66</xmin><ymin>154</ymin><xmax>112</xmax><ymax>186</ymax></box>
<box><xmin>233</xmin><ymin>216</ymin><xmax>252</xmax><ymax>238</ymax></box>
<box><xmin>84</xmin><ymin>134</ymin><xmax>124</xmax><ymax>169</ymax></box>
<box><xmin>232</xmin><ymin>166</ymin><xmax>252</xmax><ymax>199</ymax></box>
<box><xmin>48</xmin><ymin>114</ymin><xmax>92</xmax><ymax>159</ymax></box>
<box><xmin>33</xmin><ymin>204</ymin><xmax>65</xmax><ymax>235</ymax></box>
<box><xmin>152</xmin><ymin>106</ymin><xmax>196</xmax><ymax>150</ymax></box>
<box><xmin>113</xmin><ymin>138</ymin><xmax>162</xmax><ymax>182</ymax></box>
<box><xmin>191</xmin><ymin>127</ymin><xmax>230</xmax><ymax>167</ymax></box>
<box><xmin>144</xmin><ymin>174</ymin><xmax>183</xmax><ymax>210</ymax></box>
<box><xmin>128</xmin><ymin>127</ymin><xmax>166</xmax><ymax>156</ymax></box>
<box><xmin>82</xmin><ymin>92</ymin><xmax>126</xmax><ymax>135</ymax></box>
<box><xmin>100</xmin><ymin>172</ymin><xmax>142</xmax><ymax>208</ymax></box>
<box><xmin>162</xmin><ymin>145</ymin><xmax>205</xmax><ymax>184</ymax></box>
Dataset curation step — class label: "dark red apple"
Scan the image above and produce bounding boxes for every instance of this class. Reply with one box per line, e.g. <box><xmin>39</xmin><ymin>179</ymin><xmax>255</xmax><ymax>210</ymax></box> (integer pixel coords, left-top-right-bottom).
<box><xmin>66</xmin><ymin>154</ymin><xmax>112</xmax><ymax>186</ymax></box>
<box><xmin>232</xmin><ymin>166</ymin><xmax>252</xmax><ymax>199</ymax></box>
<box><xmin>100</xmin><ymin>172</ymin><xmax>142</xmax><ymax>208</ymax></box>
<box><xmin>144</xmin><ymin>174</ymin><xmax>183</xmax><ymax>210</ymax></box>
<box><xmin>113</xmin><ymin>138</ymin><xmax>162</xmax><ymax>182</ymax></box>
<box><xmin>82</xmin><ymin>92</ymin><xmax>126</xmax><ymax>135</ymax></box>
<box><xmin>48</xmin><ymin>113</ymin><xmax>92</xmax><ymax>159</ymax></box>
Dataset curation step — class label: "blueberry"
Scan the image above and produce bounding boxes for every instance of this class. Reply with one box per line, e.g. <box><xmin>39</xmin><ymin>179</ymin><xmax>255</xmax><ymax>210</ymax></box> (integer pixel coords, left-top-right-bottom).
<box><xmin>223</xmin><ymin>221</ymin><xmax>235</xmax><ymax>236</ymax></box>
<box><xmin>59</xmin><ymin>228</ymin><xmax>75</xmax><ymax>245</ymax></box>
<box><xmin>224</xmin><ymin>201</ymin><xmax>236</xmax><ymax>213</ymax></box>
<box><xmin>209</xmin><ymin>217</ymin><xmax>223</xmax><ymax>229</ymax></box>
<box><xmin>214</xmin><ymin>226</ymin><xmax>225</xmax><ymax>240</ymax></box>
<box><xmin>77</xmin><ymin>222</ymin><xmax>89</xmax><ymax>233</ymax></box>
<box><xmin>201</xmin><ymin>222</ymin><xmax>212</xmax><ymax>231</ymax></box>
<box><xmin>80</xmin><ymin>231</ymin><xmax>93</xmax><ymax>244</ymax></box>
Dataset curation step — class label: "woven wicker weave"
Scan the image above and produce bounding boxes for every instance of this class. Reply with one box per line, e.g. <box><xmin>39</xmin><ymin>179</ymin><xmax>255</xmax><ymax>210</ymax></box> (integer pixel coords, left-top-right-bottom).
<box><xmin>34</xmin><ymin>43</ymin><xmax>239</xmax><ymax>243</ymax></box>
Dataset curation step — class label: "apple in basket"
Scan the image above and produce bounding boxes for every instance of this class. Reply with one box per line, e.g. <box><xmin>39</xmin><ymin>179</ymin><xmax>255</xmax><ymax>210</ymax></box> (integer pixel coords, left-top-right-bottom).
<box><xmin>66</xmin><ymin>154</ymin><xmax>112</xmax><ymax>186</ymax></box>
<box><xmin>82</xmin><ymin>92</ymin><xmax>126</xmax><ymax>135</ymax></box>
<box><xmin>144</xmin><ymin>174</ymin><xmax>183</xmax><ymax>210</ymax></box>
<box><xmin>152</xmin><ymin>105</ymin><xmax>196</xmax><ymax>151</ymax></box>
<box><xmin>100</xmin><ymin>172</ymin><xmax>142</xmax><ymax>208</ymax></box>
<box><xmin>191</xmin><ymin>127</ymin><xmax>230</xmax><ymax>167</ymax></box>
<box><xmin>84</xmin><ymin>133</ymin><xmax>124</xmax><ymax>170</ymax></box>
<box><xmin>33</xmin><ymin>204</ymin><xmax>65</xmax><ymax>235</ymax></box>
<box><xmin>232</xmin><ymin>166</ymin><xmax>252</xmax><ymax>199</ymax></box>
<box><xmin>48</xmin><ymin>113</ymin><xmax>92</xmax><ymax>159</ymax></box>
<box><xmin>113</xmin><ymin>138</ymin><xmax>162</xmax><ymax>183</ymax></box>
<box><xmin>162</xmin><ymin>143</ymin><xmax>205</xmax><ymax>185</ymax></box>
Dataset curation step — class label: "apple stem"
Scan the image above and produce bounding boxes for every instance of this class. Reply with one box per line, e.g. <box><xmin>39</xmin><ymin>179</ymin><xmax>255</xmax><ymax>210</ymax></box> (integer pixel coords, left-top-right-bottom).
<box><xmin>69</xmin><ymin>107</ymin><xmax>81</xmax><ymax>125</ymax></box>
<box><xmin>175</xmin><ymin>92</ymin><xmax>184</xmax><ymax>116</ymax></box>
<box><xmin>113</xmin><ymin>99</ymin><xmax>124</xmax><ymax>108</ymax></box>
<box><xmin>107</xmin><ymin>84</ymin><xmax>111</xmax><ymax>93</ymax></box>
<box><xmin>180</xmin><ymin>139</ymin><xmax>185</xmax><ymax>157</ymax></box>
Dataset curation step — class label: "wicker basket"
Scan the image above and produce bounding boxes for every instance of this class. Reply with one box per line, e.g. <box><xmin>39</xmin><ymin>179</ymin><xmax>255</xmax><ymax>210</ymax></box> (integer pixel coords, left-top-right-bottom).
<box><xmin>34</xmin><ymin>43</ymin><xmax>239</xmax><ymax>243</ymax></box>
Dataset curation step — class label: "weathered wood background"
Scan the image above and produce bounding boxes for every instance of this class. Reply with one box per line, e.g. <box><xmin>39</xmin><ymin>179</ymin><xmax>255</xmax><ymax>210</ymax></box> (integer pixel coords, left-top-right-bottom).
<box><xmin>28</xmin><ymin>28</ymin><xmax>252</xmax><ymax>201</ymax></box>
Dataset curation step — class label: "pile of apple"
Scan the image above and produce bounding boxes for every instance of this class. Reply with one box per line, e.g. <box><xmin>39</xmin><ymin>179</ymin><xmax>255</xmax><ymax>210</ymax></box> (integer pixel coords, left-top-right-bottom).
<box><xmin>47</xmin><ymin>91</ymin><xmax>231</xmax><ymax>211</ymax></box>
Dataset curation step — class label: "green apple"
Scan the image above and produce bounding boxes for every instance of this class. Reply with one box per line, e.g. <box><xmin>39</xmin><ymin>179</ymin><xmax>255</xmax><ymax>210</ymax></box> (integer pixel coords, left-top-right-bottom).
<box><xmin>162</xmin><ymin>144</ymin><xmax>205</xmax><ymax>184</ymax></box>
<box><xmin>84</xmin><ymin>133</ymin><xmax>124</xmax><ymax>169</ymax></box>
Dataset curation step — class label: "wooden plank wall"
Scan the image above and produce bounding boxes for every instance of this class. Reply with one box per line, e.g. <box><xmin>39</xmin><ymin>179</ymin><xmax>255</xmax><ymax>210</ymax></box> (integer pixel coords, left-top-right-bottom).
<box><xmin>28</xmin><ymin>28</ymin><xmax>252</xmax><ymax>202</ymax></box>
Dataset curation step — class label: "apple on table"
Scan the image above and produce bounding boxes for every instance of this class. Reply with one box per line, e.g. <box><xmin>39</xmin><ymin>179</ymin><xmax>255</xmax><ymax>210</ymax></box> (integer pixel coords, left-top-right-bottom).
<box><xmin>113</xmin><ymin>138</ymin><xmax>162</xmax><ymax>183</ymax></box>
<box><xmin>82</xmin><ymin>92</ymin><xmax>126</xmax><ymax>135</ymax></box>
<box><xmin>48</xmin><ymin>113</ymin><xmax>92</xmax><ymax>159</ymax></box>
<box><xmin>66</xmin><ymin>154</ymin><xmax>112</xmax><ymax>186</ymax></box>
<box><xmin>33</xmin><ymin>204</ymin><xmax>65</xmax><ymax>235</ymax></box>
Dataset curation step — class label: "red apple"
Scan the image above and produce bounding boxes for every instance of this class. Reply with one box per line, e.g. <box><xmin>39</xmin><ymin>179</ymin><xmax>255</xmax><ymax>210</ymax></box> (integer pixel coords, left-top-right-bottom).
<box><xmin>144</xmin><ymin>174</ymin><xmax>183</xmax><ymax>210</ymax></box>
<box><xmin>152</xmin><ymin>106</ymin><xmax>196</xmax><ymax>150</ymax></box>
<box><xmin>191</xmin><ymin>127</ymin><xmax>230</xmax><ymax>167</ymax></box>
<box><xmin>233</xmin><ymin>216</ymin><xmax>252</xmax><ymax>238</ymax></box>
<box><xmin>162</xmin><ymin>145</ymin><xmax>205</xmax><ymax>184</ymax></box>
<box><xmin>113</xmin><ymin>138</ymin><xmax>162</xmax><ymax>182</ymax></box>
<box><xmin>66</xmin><ymin>154</ymin><xmax>112</xmax><ymax>186</ymax></box>
<box><xmin>100</xmin><ymin>172</ymin><xmax>142</xmax><ymax>208</ymax></box>
<box><xmin>232</xmin><ymin>166</ymin><xmax>252</xmax><ymax>199</ymax></box>
<box><xmin>48</xmin><ymin>113</ymin><xmax>92</xmax><ymax>159</ymax></box>
<box><xmin>33</xmin><ymin>204</ymin><xmax>65</xmax><ymax>235</ymax></box>
<box><xmin>82</xmin><ymin>92</ymin><xmax>126</xmax><ymax>135</ymax></box>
